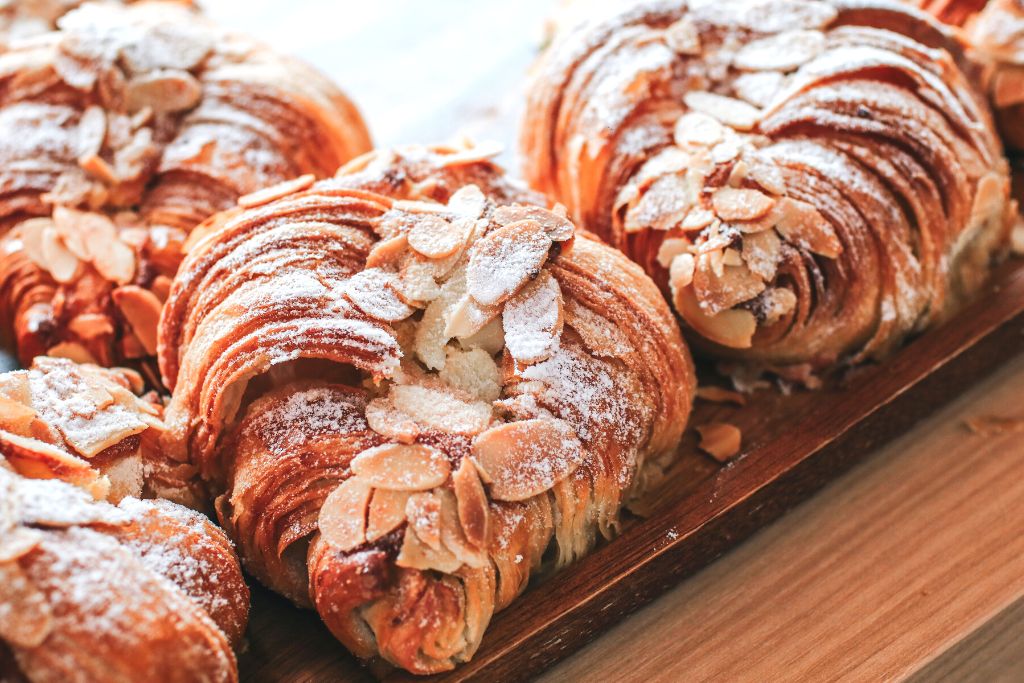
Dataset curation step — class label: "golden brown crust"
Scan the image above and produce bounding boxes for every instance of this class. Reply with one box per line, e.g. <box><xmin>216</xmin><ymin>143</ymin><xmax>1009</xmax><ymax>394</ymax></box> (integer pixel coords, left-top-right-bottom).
<box><xmin>522</xmin><ymin>0</ymin><xmax>1015</xmax><ymax>376</ymax></box>
<box><xmin>0</xmin><ymin>0</ymin><xmax>371</xmax><ymax>384</ymax></box>
<box><xmin>159</xmin><ymin>145</ymin><xmax>695</xmax><ymax>674</ymax></box>
<box><xmin>0</xmin><ymin>468</ymin><xmax>247</xmax><ymax>683</ymax></box>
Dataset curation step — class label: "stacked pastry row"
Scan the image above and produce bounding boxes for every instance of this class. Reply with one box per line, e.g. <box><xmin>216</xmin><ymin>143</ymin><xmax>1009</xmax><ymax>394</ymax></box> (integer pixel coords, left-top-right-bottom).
<box><xmin>0</xmin><ymin>0</ymin><xmax>1021</xmax><ymax>679</ymax></box>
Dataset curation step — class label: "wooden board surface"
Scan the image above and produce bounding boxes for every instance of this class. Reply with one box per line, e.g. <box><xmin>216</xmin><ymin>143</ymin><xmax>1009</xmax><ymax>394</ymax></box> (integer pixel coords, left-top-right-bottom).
<box><xmin>238</xmin><ymin>254</ymin><xmax>1024</xmax><ymax>681</ymax></box>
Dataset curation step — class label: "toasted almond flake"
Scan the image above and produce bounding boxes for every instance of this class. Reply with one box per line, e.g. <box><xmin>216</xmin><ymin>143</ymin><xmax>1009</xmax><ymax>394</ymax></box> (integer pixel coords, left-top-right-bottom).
<box><xmin>414</xmin><ymin>297</ymin><xmax>451</xmax><ymax>370</ymax></box>
<box><xmin>656</xmin><ymin>237</ymin><xmax>692</xmax><ymax>269</ymax></box>
<box><xmin>733</xmin><ymin>30</ymin><xmax>825</xmax><ymax>72</ymax></box>
<box><xmin>365</xmin><ymin>234</ymin><xmax>409</xmax><ymax>269</ymax></box>
<box><xmin>733</xmin><ymin>71</ymin><xmax>786</xmax><ymax>108</ymax></box>
<box><xmin>993</xmin><ymin>68</ymin><xmax>1024</xmax><ymax>108</ymax></box>
<box><xmin>0</xmin><ymin>430</ymin><xmax>96</xmax><ymax>489</ymax></box>
<box><xmin>390</xmin><ymin>384</ymin><xmax>493</xmax><ymax>435</ymax></box>
<box><xmin>452</xmin><ymin>457</ymin><xmax>489</xmax><ymax>548</ymax></box>
<box><xmin>77</xmin><ymin>105</ymin><xmax>106</xmax><ymax>159</ymax></box>
<box><xmin>722</xmin><ymin>248</ymin><xmax>743</xmax><ymax>267</ymax></box>
<box><xmin>91</xmin><ymin>237</ymin><xmax>135</xmax><ymax>285</ymax></box>
<box><xmin>238</xmin><ymin>174</ymin><xmax>315</xmax><ymax>209</ymax></box>
<box><xmin>459</xmin><ymin>316</ymin><xmax>505</xmax><ymax>356</ymax></box>
<box><xmin>466</xmin><ymin>220</ymin><xmax>552</xmax><ymax>306</ymax></box>
<box><xmin>0</xmin><ymin>396</ymin><xmax>36</xmax><ymax>436</ymax></box>
<box><xmin>395</xmin><ymin>258</ymin><xmax>441</xmax><ymax>304</ymax></box>
<box><xmin>439</xmin><ymin>347</ymin><xmax>501</xmax><ymax>402</ymax></box>
<box><xmin>447</xmin><ymin>184</ymin><xmax>488</xmax><ymax>219</ymax></box>
<box><xmin>366</xmin><ymin>488</ymin><xmax>410</xmax><ymax>542</ymax></box>
<box><xmin>343</xmin><ymin>268</ymin><xmax>415</xmax><ymax>322</ymax></box>
<box><xmin>745</xmin><ymin>162</ymin><xmax>787</xmax><ymax>197</ymax></box>
<box><xmin>697</xmin><ymin>422</ymin><xmax>742</xmax><ymax>462</ymax></box>
<box><xmin>472</xmin><ymin>419</ymin><xmax>584</xmax><ymax>502</ymax></box>
<box><xmin>712</xmin><ymin>187</ymin><xmax>776</xmax><ymax>221</ymax></box>
<box><xmin>964</xmin><ymin>415</ymin><xmax>1024</xmax><ymax>436</ymax></box>
<box><xmin>40</xmin><ymin>226</ymin><xmax>80</xmax><ymax>283</ymax></box>
<box><xmin>742</xmin><ymin>229</ymin><xmax>782</xmax><ymax>280</ymax></box>
<box><xmin>675</xmin><ymin>287</ymin><xmax>757</xmax><ymax>348</ymax></box>
<box><xmin>45</xmin><ymin>342</ymin><xmax>98</xmax><ymax>365</ymax></box>
<box><xmin>407</xmin><ymin>214</ymin><xmax>468</xmax><ymax>259</ymax></box>
<box><xmin>492</xmin><ymin>204</ymin><xmax>574</xmax><ymax>241</ymax></box>
<box><xmin>365</xmin><ymin>397</ymin><xmax>419</xmax><ymax>444</ymax></box>
<box><xmin>396</xmin><ymin>521</ymin><xmax>461</xmax><ymax>573</ymax></box>
<box><xmin>0</xmin><ymin>373</ymin><xmax>30</xmax><ymax>404</ymax></box>
<box><xmin>0</xmin><ymin>527</ymin><xmax>42</xmax><ymax>564</ymax></box>
<box><xmin>774</xmin><ymin>197</ymin><xmax>842</xmax><ymax>258</ymax></box>
<box><xmin>694</xmin><ymin>259</ymin><xmax>766</xmax><ymax>315</ymax></box>
<box><xmin>563</xmin><ymin>298</ymin><xmax>633</xmax><ymax>358</ymax></box>
<box><xmin>696</xmin><ymin>386</ymin><xmax>747</xmax><ymax>405</ymax></box>
<box><xmin>318</xmin><ymin>478</ymin><xmax>372</xmax><ymax>551</ymax></box>
<box><xmin>665</xmin><ymin>16</ymin><xmax>702</xmax><ymax>55</ymax></box>
<box><xmin>669</xmin><ymin>252</ymin><xmax>696</xmax><ymax>292</ymax></box>
<box><xmin>15</xmin><ymin>218</ymin><xmax>54</xmax><ymax>268</ymax></box>
<box><xmin>502</xmin><ymin>270</ymin><xmax>563</xmax><ymax>364</ymax></box>
<box><xmin>760</xmin><ymin>287</ymin><xmax>798</xmax><ymax>325</ymax></box>
<box><xmin>351</xmin><ymin>443</ymin><xmax>450</xmax><ymax>491</ymax></box>
<box><xmin>674</xmin><ymin>112</ymin><xmax>725</xmax><ymax>148</ymax></box>
<box><xmin>125</xmin><ymin>68</ymin><xmax>201</xmax><ymax>114</ymax></box>
<box><xmin>681</xmin><ymin>208</ymin><xmax>716</xmax><ymax>231</ymax></box>
<box><xmin>112</xmin><ymin>285</ymin><xmax>162</xmax><ymax>355</ymax></box>
<box><xmin>439</xmin><ymin>141</ymin><xmax>503</xmax><ymax>168</ymax></box>
<box><xmin>711</xmin><ymin>135</ymin><xmax>743</xmax><ymax>163</ymax></box>
<box><xmin>624</xmin><ymin>174</ymin><xmax>692</xmax><ymax>232</ymax></box>
<box><xmin>437</xmin><ymin>487</ymin><xmax>486</xmax><ymax>567</ymax></box>
<box><xmin>67</xmin><ymin>313</ymin><xmax>114</xmax><ymax>340</ymax></box>
<box><xmin>684</xmin><ymin>91</ymin><xmax>761</xmax><ymax>131</ymax></box>
<box><xmin>0</xmin><ymin>563</ymin><xmax>53</xmax><ymax>648</ymax></box>
<box><xmin>405</xmin><ymin>491</ymin><xmax>442</xmax><ymax>549</ymax></box>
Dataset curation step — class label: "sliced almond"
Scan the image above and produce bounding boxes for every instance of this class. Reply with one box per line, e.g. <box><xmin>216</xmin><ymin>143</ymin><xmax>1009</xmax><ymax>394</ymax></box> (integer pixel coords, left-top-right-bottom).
<box><xmin>445</xmin><ymin>293</ymin><xmax>500</xmax><ymax>340</ymax></box>
<box><xmin>674</xmin><ymin>112</ymin><xmax>725</xmax><ymax>148</ymax></box>
<box><xmin>318</xmin><ymin>477</ymin><xmax>372</xmax><ymax>552</ymax></box>
<box><xmin>733</xmin><ymin>30</ymin><xmax>826</xmax><ymax>72</ymax></box>
<box><xmin>14</xmin><ymin>218</ymin><xmax>53</xmax><ymax>269</ymax></box>
<box><xmin>697</xmin><ymin>422</ymin><xmax>742</xmax><ymax>462</ymax></box>
<box><xmin>0</xmin><ymin>526</ymin><xmax>42</xmax><ymax>564</ymax></box>
<box><xmin>0</xmin><ymin>430</ymin><xmax>95</xmax><ymax>488</ymax></box>
<box><xmin>0</xmin><ymin>372</ymin><xmax>30</xmax><ymax>405</ymax></box>
<box><xmin>0</xmin><ymin>396</ymin><xmax>36</xmax><ymax>436</ymax></box>
<box><xmin>746</xmin><ymin>162</ymin><xmax>787</xmax><ymax>196</ymax></box>
<box><xmin>665</xmin><ymin>16</ymin><xmax>702</xmax><ymax>55</ymax></box>
<box><xmin>364</xmin><ymin>397</ymin><xmax>419</xmax><ymax>444</ymax></box>
<box><xmin>696</xmin><ymin>386</ymin><xmax>747</xmax><ymax>405</ymax></box>
<box><xmin>414</xmin><ymin>296</ymin><xmax>451</xmax><ymax>370</ymax></box>
<box><xmin>45</xmin><ymin>342</ymin><xmax>97</xmax><ymax>365</ymax></box>
<box><xmin>656</xmin><ymin>237</ymin><xmax>692</xmax><ymax>269</ymax></box>
<box><xmin>452</xmin><ymin>457</ymin><xmax>489</xmax><ymax>548</ymax></box>
<box><xmin>350</xmin><ymin>443</ymin><xmax>451</xmax><ymax>491</ymax></box>
<box><xmin>237</xmin><ymin>174</ymin><xmax>315</xmax><ymax>209</ymax></box>
<box><xmin>395</xmin><ymin>258</ymin><xmax>441</xmax><ymax>304</ymax></box>
<box><xmin>684</xmin><ymin>91</ymin><xmax>761</xmax><ymax>131</ymax></box>
<box><xmin>493</xmin><ymin>205</ymin><xmax>574</xmax><ymax>242</ymax></box>
<box><xmin>395</xmin><ymin>521</ymin><xmax>461</xmax><ymax>573</ymax></box>
<box><xmin>675</xmin><ymin>287</ymin><xmax>757</xmax><ymax>349</ymax></box>
<box><xmin>437</xmin><ymin>487</ymin><xmax>486</xmax><ymax>567</ymax></box>
<box><xmin>407</xmin><ymin>215</ymin><xmax>467</xmax><ymax>259</ymax></box>
<box><xmin>439</xmin><ymin>347</ymin><xmax>502</xmax><ymax>402</ymax></box>
<box><xmin>733</xmin><ymin>71</ymin><xmax>786</xmax><ymax>108</ymax></box>
<box><xmin>693</xmin><ymin>259</ymin><xmax>766</xmax><ymax>315</ymax></box>
<box><xmin>124</xmin><ymin>68</ymin><xmax>202</xmax><ymax>114</ymax></box>
<box><xmin>502</xmin><ymin>271</ymin><xmax>563</xmax><ymax>364</ymax></box>
<box><xmin>40</xmin><ymin>226</ymin><xmax>81</xmax><ymax>283</ymax></box>
<box><xmin>774</xmin><ymin>197</ymin><xmax>842</xmax><ymax>258</ymax></box>
<box><xmin>343</xmin><ymin>268</ymin><xmax>415</xmax><ymax>322</ymax></box>
<box><xmin>681</xmin><ymin>208</ymin><xmax>716</xmax><ymax>232</ymax></box>
<box><xmin>669</xmin><ymin>252</ymin><xmax>696</xmax><ymax>292</ymax></box>
<box><xmin>563</xmin><ymin>298</ymin><xmax>633</xmax><ymax>358</ymax></box>
<box><xmin>760</xmin><ymin>287</ymin><xmax>798</xmax><ymax>326</ymax></box>
<box><xmin>459</xmin><ymin>316</ymin><xmax>505</xmax><ymax>356</ymax></box>
<box><xmin>366</xmin><ymin>488</ymin><xmax>410</xmax><ymax>542</ymax></box>
<box><xmin>365</xmin><ymin>234</ymin><xmax>409</xmax><ymax>270</ymax></box>
<box><xmin>993</xmin><ymin>67</ymin><xmax>1024</xmax><ymax>108</ymax></box>
<box><xmin>742</xmin><ymin>229</ymin><xmax>781</xmax><ymax>280</ymax></box>
<box><xmin>92</xmin><ymin>237</ymin><xmax>136</xmax><ymax>285</ymax></box>
<box><xmin>624</xmin><ymin>174</ymin><xmax>691</xmax><ymax>232</ymax></box>
<box><xmin>112</xmin><ymin>285</ymin><xmax>162</xmax><ymax>355</ymax></box>
<box><xmin>447</xmin><ymin>184</ymin><xmax>488</xmax><ymax>219</ymax></box>
<box><xmin>466</xmin><ymin>220</ymin><xmax>552</xmax><ymax>306</ymax></box>
<box><xmin>472</xmin><ymin>419</ymin><xmax>584</xmax><ymax>502</ymax></box>
<box><xmin>405</xmin><ymin>491</ymin><xmax>442</xmax><ymax>549</ymax></box>
<box><xmin>712</xmin><ymin>187</ymin><xmax>776</xmax><ymax>221</ymax></box>
<box><xmin>390</xmin><ymin>384</ymin><xmax>493</xmax><ymax>436</ymax></box>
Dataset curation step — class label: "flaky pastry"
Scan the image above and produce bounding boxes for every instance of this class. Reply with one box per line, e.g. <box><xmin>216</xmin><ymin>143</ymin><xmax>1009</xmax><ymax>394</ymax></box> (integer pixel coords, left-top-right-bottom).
<box><xmin>0</xmin><ymin>0</ymin><xmax>371</xmax><ymax>385</ymax></box>
<box><xmin>522</xmin><ymin>0</ymin><xmax>1016</xmax><ymax>377</ymax></box>
<box><xmin>157</xmin><ymin>144</ymin><xmax>695</xmax><ymax>673</ymax></box>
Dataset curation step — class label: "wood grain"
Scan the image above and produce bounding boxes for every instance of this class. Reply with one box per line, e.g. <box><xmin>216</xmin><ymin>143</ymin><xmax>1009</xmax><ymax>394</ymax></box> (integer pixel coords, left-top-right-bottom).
<box><xmin>541</xmin><ymin>352</ymin><xmax>1024</xmax><ymax>683</ymax></box>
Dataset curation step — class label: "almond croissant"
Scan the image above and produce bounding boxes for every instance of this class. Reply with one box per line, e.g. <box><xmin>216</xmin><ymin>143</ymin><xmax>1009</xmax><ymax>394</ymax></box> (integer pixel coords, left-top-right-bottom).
<box><xmin>0</xmin><ymin>357</ymin><xmax>249</xmax><ymax>682</ymax></box>
<box><xmin>158</xmin><ymin>145</ymin><xmax>695</xmax><ymax>674</ymax></box>
<box><xmin>0</xmin><ymin>0</ymin><xmax>371</xmax><ymax>385</ymax></box>
<box><xmin>522</xmin><ymin>0</ymin><xmax>1016</xmax><ymax>376</ymax></box>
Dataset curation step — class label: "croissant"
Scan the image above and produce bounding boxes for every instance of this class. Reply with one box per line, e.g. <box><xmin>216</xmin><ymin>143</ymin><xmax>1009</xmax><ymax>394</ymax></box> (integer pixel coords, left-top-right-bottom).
<box><xmin>922</xmin><ymin>0</ymin><xmax>1024</xmax><ymax>151</ymax></box>
<box><xmin>522</xmin><ymin>0</ymin><xmax>1016</xmax><ymax>377</ymax></box>
<box><xmin>0</xmin><ymin>468</ymin><xmax>248</xmax><ymax>682</ymax></box>
<box><xmin>158</xmin><ymin>144</ymin><xmax>695</xmax><ymax>673</ymax></box>
<box><xmin>0</xmin><ymin>0</ymin><xmax>371</xmax><ymax>386</ymax></box>
<box><xmin>0</xmin><ymin>357</ymin><xmax>249</xmax><ymax>682</ymax></box>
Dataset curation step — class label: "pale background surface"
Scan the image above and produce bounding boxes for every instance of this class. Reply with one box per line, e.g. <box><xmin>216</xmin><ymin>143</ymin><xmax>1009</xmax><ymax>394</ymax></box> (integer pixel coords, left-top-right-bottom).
<box><xmin>4</xmin><ymin>1</ymin><xmax>1024</xmax><ymax>680</ymax></box>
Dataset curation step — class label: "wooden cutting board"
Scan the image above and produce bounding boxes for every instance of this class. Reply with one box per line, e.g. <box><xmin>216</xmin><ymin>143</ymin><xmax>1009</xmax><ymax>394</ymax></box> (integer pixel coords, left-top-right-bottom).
<box><xmin>239</xmin><ymin>250</ymin><xmax>1024</xmax><ymax>682</ymax></box>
